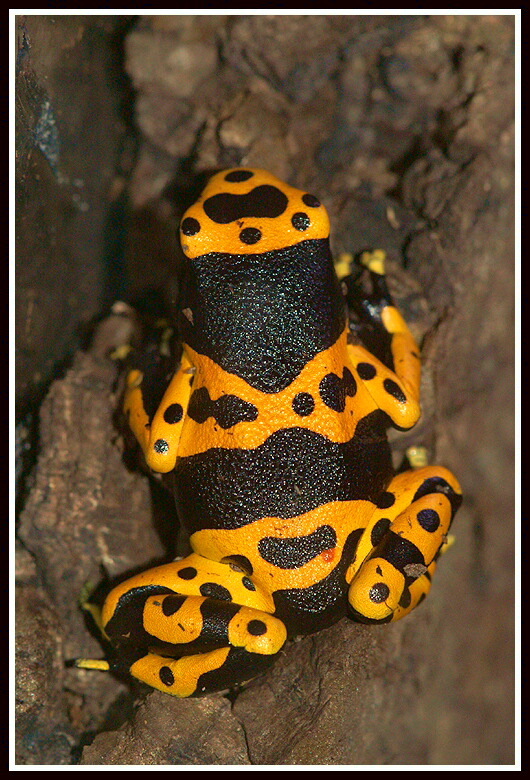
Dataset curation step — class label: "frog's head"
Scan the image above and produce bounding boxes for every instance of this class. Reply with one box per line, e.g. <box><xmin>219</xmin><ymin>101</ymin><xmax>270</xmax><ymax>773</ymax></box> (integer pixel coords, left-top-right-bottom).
<box><xmin>179</xmin><ymin>168</ymin><xmax>330</xmax><ymax>260</ymax></box>
<box><xmin>177</xmin><ymin>169</ymin><xmax>345</xmax><ymax>392</ymax></box>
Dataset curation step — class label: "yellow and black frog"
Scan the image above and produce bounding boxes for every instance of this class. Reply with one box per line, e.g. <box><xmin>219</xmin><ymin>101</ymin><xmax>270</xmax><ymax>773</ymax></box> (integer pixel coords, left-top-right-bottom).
<box><xmin>77</xmin><ymin>168</ymin><xmax>462</xmax><ymax>697</ymax></box>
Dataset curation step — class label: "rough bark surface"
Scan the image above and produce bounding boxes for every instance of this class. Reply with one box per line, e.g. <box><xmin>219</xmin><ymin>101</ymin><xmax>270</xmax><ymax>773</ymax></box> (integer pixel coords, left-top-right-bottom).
<box><xmin>16</xmin><ymin>14</ymin><xmax>515</xmax><ymax>766</ymax></box>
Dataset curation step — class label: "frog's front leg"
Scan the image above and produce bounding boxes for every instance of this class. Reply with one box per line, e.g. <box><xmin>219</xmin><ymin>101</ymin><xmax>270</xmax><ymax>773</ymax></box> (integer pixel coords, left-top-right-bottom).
<box><xmin>124</xmin><ymin>349</ymin><xmax>195</xmax><ymax>473</ymax></box>
<box><xmin>346</xmin><ymin>250</ymin><xmax>422</xmax><ymax>432</ymax></box>
<box><xmin>78</xmin><ymin>554</ymin><xmax>287</xmax><ymax>696</ymax></box>
<box><xmin>347</xmin><ymin>465</ymin><xmax>462</xmax><ymax>623</ymax></box>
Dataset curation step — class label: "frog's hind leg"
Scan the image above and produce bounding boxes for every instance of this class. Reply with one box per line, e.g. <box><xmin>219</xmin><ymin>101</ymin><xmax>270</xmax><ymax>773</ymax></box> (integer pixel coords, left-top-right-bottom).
<box><xmin>126</xmin><ymin>643</ymin><xmax>280</xmax><ymax>698</ymax></box>
<box><xmin>78</xmin><ymin>554</ymin><xmax>287</xmax><ymax>696</ymax></box>
<box><xmin>347</xmin><ymin>465</ymin><xmax>462</xmax><ymax>623</ymax></box>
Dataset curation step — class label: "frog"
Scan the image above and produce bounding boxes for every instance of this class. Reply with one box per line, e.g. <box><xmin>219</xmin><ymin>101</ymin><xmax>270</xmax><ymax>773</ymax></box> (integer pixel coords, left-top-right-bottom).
<box><xmin>77</xmin><ymin>167</ymin><xmax>462</xmax><ymax>697</ymax></box>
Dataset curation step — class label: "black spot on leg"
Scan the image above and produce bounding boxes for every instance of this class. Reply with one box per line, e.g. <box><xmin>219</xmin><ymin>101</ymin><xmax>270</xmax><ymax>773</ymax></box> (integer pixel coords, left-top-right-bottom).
<box><xmin>159</xmin><ymin>666</ymin><xmax>175</xmax><ymax>686</ymax></box>
<box><xmin>242</xmin><ymin>577</ymin><xmax>256</xmax><ymax>591</ymax></box>
<box><xmin>371</xmin><ymin>518</ymin><xmax>391</xmax><ymax>546</ymax></box>
<box><xmin>413</xmin><ymin>477</ymin><xmax>462</xmax><ymax>517</ymax></box>
<box><xmin>247</xmin><ymin>619</ymin><xmax>267</xmax><ymax>636</ymax></box>
<box><xmin>417</xmin><ymin>508</ymin><xmax>440</xmax><ymax>532</ymax></box>
<box><xmin>200</xmin><ymin>583</ymin><xmax>232</xmax><ymax>602</ymax></box>
<box><xmin>154</xmin><ymin>439</ymin><xmax>169</xmax><ymax>454</ymax></box>
<box><xmin>369</xmin><ymin>583</ymin><xmax>390</xmax><ymax>603</ymax></box>
<box><xmin>357</xmin><ymin>362</ymin><xmax>377</xmax><ymax>380</ymax></box>
<box><xmin>161</xmin><ymin>594</ymin><xmax>187</xmax><ymax>616</ymax></box>
<box><xmin>178</xmin><ymin>567</ymin><xmax>198</xmax><ymax>580</ymax></box>
<box><xmin>398</xmin><ymin>587</ymin><xmax>412</xmax><ymax>608</ymax></box>
<box><xmin>383</xmin><ymin>378</ymin><xmax>407</xmax><ymax>403</ymax></box>
<box><xmin>163</xmin><ymin>403</ymin><xmax>183</xmax><ymax>424</ymax></box>
<box><xmin>376</xmin><ymin>492</ymin><xmax>395</xmax><ymax>509</ymax></box>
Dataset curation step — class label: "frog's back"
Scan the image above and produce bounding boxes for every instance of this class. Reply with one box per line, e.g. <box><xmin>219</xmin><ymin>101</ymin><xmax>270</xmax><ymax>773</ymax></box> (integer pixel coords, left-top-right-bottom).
<box><xmin>173</xmin><ymin>168</ymin><xmax>393</xmax><ymax>631</ymax></box>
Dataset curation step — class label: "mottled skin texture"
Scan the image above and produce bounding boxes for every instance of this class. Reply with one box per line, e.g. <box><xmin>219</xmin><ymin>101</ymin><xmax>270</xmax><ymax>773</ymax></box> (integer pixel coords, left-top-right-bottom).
<box><xmin>78</xmin><ymin>169</ymin><xmax>462</xmax><ymax>697</ymax></box>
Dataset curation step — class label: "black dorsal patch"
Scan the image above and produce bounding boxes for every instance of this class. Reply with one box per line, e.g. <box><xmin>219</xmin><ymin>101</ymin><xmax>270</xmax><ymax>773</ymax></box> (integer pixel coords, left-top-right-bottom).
<box><xmin>258</xmin><ymin>525</ymin><xmax>337</xmax><ymax>569</ymax></box>
<box><xmin>179</xmin><ymin>239</ymin><xmax>346</xmax><ymax>394</ymax></box>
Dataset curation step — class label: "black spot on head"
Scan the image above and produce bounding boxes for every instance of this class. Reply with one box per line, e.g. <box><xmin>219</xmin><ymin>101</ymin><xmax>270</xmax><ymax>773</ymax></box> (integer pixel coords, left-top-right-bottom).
<box><xmin>203</xmin><ymin>185</ymin><xmax>289</xmax><ymax>224</ymax></box>
<box><xmin>376</xmin><ymin>491</ymin><xmax>395</xmax><ymax>509</ymax></box>
<box><xmin>302</xmin><ymin>193</ymin><xmax>320</xmax><ymax>208</ymax></box>
<box><xmin>181</xmin><ymin>217</ymin><xmax>201</xmax><ymax>236</ymax></box>
<box><xmin>225</xmin><ymin>170</ymin><xmax>254</xmax><ymax>182</ymax></box>
<box><xmin>163</xmin><ymin>403</ymin><xmax>183</xmax><ymax>424</ymax></box>
<box><xmin>239</xmin><ymin>227</ymin><xmax>262</xmax><ymax>245</ymax></box>
<box><xmin>200</xmin><ymin>582</ymin><xmax>232</xmax><ymax>601</ymax></box>
<box><xmin>292</xmin><ymin>212</ymin><xmax>310</xmax><ymax>231</ymax></box>
<box><xmin>369</xmin><ymin>582</ymin><xmax>390</xmax><ymax>603</ymax></box>
<box><xmin>357</xmin><ymin>362</ymin><xmax>377</xmax><ymax>380</ymax></box>
<box><xmin>178</xmin><ymin>567</ymin><xmax>197</xmax><ymax>580</ymax></box>
<box><xmin>417</xmin><ymin>508</ymin><xmax>440</xmax><ymax>532</ymax></box>
<box><xmin>247</xmin><ymin>619</ymin><xmax>267</xmax><ymax>636</ymax></box>
<box><xmin>292</xmin><ymin>392</ymin><xmax>315</xmax><ymax>417</ymax></box>
<box><xmin>383</xmin><ymin>378</ymin><xmax>407</xmax><ymax>403</ymax></box>
<box><xmin>159</xmin><ymin>665</ymin><xmax>175</xmax><ymax>686</ymax></box>
<box><xmin>371</xmin><ymin>517</ymin><xmax>391</xmax><ymax>547</ymax></box>
<box><xmin>154</xmin><ymin>438</ymin><xmax>169</xmax><ymax>454</ymax></box>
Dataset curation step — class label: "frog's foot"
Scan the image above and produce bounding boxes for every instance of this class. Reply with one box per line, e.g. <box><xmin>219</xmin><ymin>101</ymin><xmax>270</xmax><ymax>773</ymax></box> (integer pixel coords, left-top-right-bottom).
<box><xmin>122</xmin><ymin>642</ymin><xmax>280</xmax><ymax>697</ymax></box>
<box><xmin>78</xmin><ymin>554</ymin><xmax>287</xmax><ymax>696</ymax></box>
<box><xmin>347</xmin><ymin>465</ymin><xmax>462</xmax><ymax>623</ymax></box>
<box><xmin>345</xmin><ymin>250</ymin><xmax>422</xmax><ymax>427</ymax></box>
<box><xmin>359</xmin><ymin>248</ymin><xmax>386</xmax><ymax>277</ymax></box>
<box><xmin>348</xmin><ymin>249</ymin><xmax>392</xmax><ymax>317</ymax></box>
